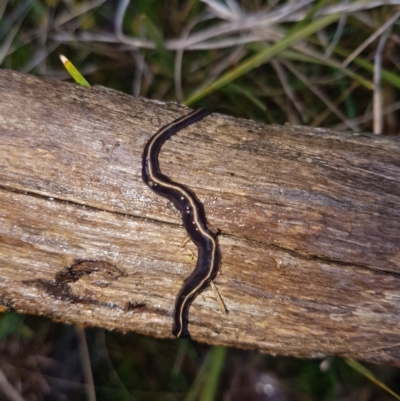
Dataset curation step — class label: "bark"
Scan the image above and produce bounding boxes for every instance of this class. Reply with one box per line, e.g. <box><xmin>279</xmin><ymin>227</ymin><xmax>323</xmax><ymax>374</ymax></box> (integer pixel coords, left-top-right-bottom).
<box><xmin>0</xmin><ymin>69</ymin><xmax>399</xmax><ymax>366</ymax></box>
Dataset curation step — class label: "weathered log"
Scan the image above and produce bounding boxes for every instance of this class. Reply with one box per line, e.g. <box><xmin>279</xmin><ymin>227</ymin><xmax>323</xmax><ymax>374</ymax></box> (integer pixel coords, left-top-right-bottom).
<box><xmin>0</xmin><ymin>69</ymin><xmax>399</xmax><ymax>366</ymax></box>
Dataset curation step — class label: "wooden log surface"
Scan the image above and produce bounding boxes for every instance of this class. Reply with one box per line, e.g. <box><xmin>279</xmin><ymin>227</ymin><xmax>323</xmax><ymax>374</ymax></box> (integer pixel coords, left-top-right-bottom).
<box><xmin>0</xmin><ymin>69</ymin><xmax>399</xmax><ymax>366</ymax></box>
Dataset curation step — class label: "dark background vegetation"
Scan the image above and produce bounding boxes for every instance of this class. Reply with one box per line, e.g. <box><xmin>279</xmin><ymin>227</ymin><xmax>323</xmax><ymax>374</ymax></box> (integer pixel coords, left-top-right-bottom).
<box><xmin>1</xmin><ymin>0</ymin><xmax>400</xmax><ymax>400</ymax></box>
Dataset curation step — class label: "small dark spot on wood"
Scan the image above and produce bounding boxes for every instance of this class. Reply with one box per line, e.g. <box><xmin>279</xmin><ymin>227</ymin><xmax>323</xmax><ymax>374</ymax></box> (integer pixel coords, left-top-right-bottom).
<box><xmin>64</xmin><ymin>259</ymin><xmax>124</xmax><ymax>282</ymax></box>
<box><xmin>22</xmin><ymin>260</ymin><xmax>124</xmax><ymax>307</ymax></box>
<box><xmin>22</xmin><ymin>278</ymin><xmax>80</xmax><ymax>303</ymax></box>
<box><xmin>125</xmin><ymin>301</ymin><xmax>147</xmax><ymax>311</ymax></box>
<box><xmin>124</xmin><ymin>302</ymin><xmax>170</xmax><ymax>317</ymax></box>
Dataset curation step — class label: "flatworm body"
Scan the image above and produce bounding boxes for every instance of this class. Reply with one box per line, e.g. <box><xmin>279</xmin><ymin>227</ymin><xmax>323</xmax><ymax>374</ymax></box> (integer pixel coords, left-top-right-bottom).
<box><xmin>142</xmin><ymin>109</ymin><xmax>220</xmax><ymax>338</ymax></box>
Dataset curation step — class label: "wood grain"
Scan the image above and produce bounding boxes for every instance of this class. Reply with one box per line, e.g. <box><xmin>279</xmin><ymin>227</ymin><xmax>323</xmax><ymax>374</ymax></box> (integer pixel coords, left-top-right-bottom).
<box><xmin>0</xmin><ymin>69</ymin><xmax>399</xmax><ymax>366</ymax></box>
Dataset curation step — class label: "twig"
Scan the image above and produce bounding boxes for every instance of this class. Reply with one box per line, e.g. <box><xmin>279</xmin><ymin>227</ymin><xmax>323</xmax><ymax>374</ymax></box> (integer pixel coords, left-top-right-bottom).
<box><xmin>0</xmin><ymin>368</ymin><xmax>26</xmax><ymax>401</ymax></box>
<box><xmin>373</xmin><ymin>28</ymin><xmax>391</xmax><ymax>135</ymax></box>
<box><xmin>342</xmin><ymin>10</ymin><xmax>400</xmax><ymax>67</ymax></box>
<box><xmin>282</xmin><ymin>59</ymin><xmax>360</xmax><ymax>131</ymax></box>
<box><xmin>76</xmin><ymin>326</ymin><xmax>96</xmax><ymax>401</ymax></box>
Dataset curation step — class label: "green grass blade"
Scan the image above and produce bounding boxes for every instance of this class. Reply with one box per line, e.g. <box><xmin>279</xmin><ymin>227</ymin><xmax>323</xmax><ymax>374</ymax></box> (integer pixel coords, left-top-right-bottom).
<box><xmin>345</xmin><ymin>359</ymin><xmax>400</xmax><ymax>400</ymax></box>
<box><xmin>143</xmin><ymin>16</ymin><xmax>174</xmax><ymax>76</ymax></box>
<box><xmin>199</xmin><ymin>346</ymin><xmax>227</xmax><ymax>401</ymax></box>
<box><xmin>280</xmin><ymin>49</ymin><xmax>373</xmax><ymax>90</ymax></box>
<box><xmin>59</xmin><ymin>54</ymin><xmax>91</xmax><ymax>87</ymax></box>
<box><xmin>287</xmin><ymin>0</ymin><xmax>333</xmax><ymax>36</ymax></box>
<box><xmin>226</xmin><ymin>83</ymin><xmax>267</xmax><ymax>111</ymax></box>
<box><xmin>184</xmin><ymin>347</ymin><xmax>212</xmax><ymax>401</ymax></box>
<box><xmin>184</xmin><ymin>346</ymin><xmax>227</xmax><ymax>401</ymax></box>
<box><xmin>333</xmin><ymin>47</ymin><xmax>400</xmax><ymax>89</ymax></box>
<box><xmin>185</xmin><ymin>13</ymin><xmax>340</xmax><ymax>106</ymax></box>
